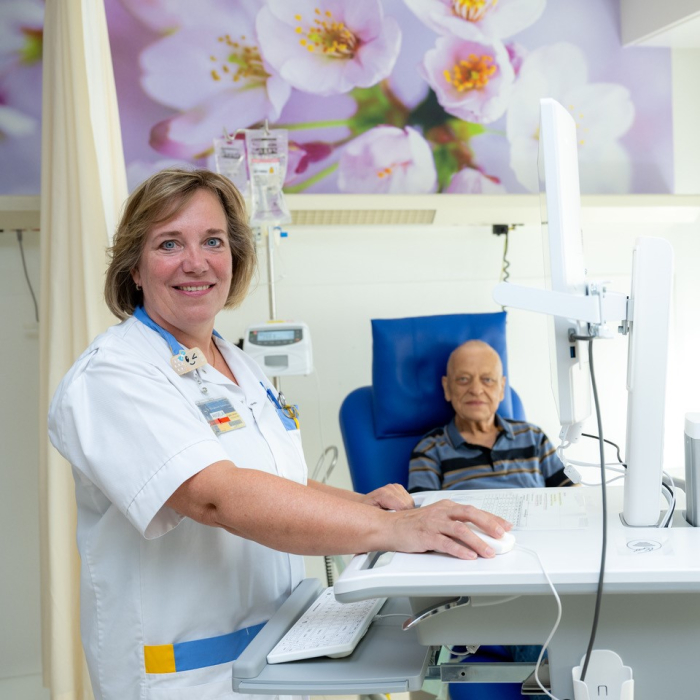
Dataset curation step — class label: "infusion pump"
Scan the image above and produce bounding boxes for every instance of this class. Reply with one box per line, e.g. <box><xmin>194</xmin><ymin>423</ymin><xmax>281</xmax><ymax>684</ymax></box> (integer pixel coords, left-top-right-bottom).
<box><xmin>242</xmin><ymin>321</ymin><xmax>313</xmax><ymax>377</ymax></box>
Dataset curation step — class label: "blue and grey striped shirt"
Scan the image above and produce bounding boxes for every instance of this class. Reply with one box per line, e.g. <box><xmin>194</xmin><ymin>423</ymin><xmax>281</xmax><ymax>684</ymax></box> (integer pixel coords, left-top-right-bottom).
<box><xmin>408</xmin><ymin>415</ymin><xmax>571</xmax><ymax>493</ymax></box>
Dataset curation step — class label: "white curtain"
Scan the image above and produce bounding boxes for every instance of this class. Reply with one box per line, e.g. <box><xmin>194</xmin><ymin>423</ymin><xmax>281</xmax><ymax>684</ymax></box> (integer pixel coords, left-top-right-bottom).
<box><xmin>39</xmin><ymin>0</ymin><xmax>127</xmax><ymax>697</ymax></box>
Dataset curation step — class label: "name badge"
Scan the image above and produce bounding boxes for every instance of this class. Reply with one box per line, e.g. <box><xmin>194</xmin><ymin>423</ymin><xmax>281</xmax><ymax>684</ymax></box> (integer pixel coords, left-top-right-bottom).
<box><xmin>196</xmin><ymin>397</ymin><xmax>245</xmax><ymax>436</ymax></box>
<box><xmin>171</xmin><ymin>347</ymin><xmax>207</xmax><ymax>375</ymax></box>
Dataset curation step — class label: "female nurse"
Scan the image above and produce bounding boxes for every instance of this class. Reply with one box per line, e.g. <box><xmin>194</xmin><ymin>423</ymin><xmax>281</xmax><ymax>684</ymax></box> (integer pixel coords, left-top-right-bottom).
<box><xmin>48</xmin><ymin>168</ymin><xmax>510</xmax><ymax>700</ymax></box>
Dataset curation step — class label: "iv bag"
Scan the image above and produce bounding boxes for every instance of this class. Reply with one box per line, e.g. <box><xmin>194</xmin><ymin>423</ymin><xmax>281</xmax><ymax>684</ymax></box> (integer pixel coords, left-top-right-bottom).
<box><xmin>245</xmin><ymin>128</ymin><xmax>291</xmax><ymax>225</ymax></box>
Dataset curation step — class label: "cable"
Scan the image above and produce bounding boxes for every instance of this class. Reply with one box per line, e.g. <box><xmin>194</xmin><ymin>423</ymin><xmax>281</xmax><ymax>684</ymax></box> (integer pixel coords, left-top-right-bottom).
<box><xmin>579</xmin><ymin>339</ymin><xmax>607</xmax><ymax>683</ymax></box>
<box><xmin>582</xmin><ymin>433</ymin><xmax>623</xmax><ymax>464</ymax></box>
<box><xmin>16</xmin><ymin>230</ymin><xmax>39</xmax><ymax>322</ymax></box>
<box><xmin>500</xmin><ymin>231</ymin><xmax>511</xmax><ymax>283</ymax></box>
<box><xmin>659</xmin><ymin>471</ymin><xmax>676</xmax><ymax>528</ymax></box>
<box><xmin>515</xmin><ymin>544</ymin><xmax>563</xmax><ymax>700</ymax></box>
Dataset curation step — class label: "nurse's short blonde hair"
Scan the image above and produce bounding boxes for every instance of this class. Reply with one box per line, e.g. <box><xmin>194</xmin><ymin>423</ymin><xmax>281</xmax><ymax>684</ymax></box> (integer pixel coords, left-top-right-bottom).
<box><xmin>105</xmin><ymin>168</ymin><xmax>256</xmax><ymax>320</ymax></box>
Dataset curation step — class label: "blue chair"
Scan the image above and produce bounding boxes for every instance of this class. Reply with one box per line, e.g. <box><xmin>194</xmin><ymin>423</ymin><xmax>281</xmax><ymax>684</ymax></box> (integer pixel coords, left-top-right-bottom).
<box><xmin>339</xmin><ymin>311</ymin><xmax>529</xmax><ymax>700</ymax></box>
<box><xmin>339</xmin><ymin>311</ymin><xmax>525</xmax><ymax>493</ymax></box>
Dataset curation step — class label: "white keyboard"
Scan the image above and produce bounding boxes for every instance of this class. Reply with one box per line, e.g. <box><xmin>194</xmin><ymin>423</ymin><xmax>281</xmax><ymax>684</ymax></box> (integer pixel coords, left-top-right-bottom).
<box><xmin>479</xmin><ymin>493</ymin><xmax>524</xmax><ymax>527</ymax></box>
<box><xmin>266</xmin><ymin>587</ymin><xmax>386</xmax><ymax>664</ymax></box>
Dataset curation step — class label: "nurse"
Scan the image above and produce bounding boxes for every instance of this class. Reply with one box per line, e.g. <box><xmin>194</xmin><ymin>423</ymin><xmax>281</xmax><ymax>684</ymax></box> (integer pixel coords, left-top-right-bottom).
<box><xmin>48</xmin><ymin>168</ymin><xmax>510</xmax><ymax>700</ymax></box>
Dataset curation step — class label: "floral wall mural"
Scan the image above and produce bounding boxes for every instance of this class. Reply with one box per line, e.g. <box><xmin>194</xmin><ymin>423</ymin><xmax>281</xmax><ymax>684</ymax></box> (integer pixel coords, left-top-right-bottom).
<box><xmin>0</xmin><ymin>0</ymin><xmax>674</xmax><ymax>196</ymax></box>
<box><xmin>0</xmin><ymin>0</ymin><xmax>43</xmax><ymax>196</ymax></box>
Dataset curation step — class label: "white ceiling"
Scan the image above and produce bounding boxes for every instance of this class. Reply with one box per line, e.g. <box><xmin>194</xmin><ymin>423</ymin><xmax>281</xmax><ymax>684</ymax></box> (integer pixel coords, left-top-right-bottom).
<box><xmin>637</xmin><ymin>12</ymin><xmax>700</xmax><ymax>48</ymax></box>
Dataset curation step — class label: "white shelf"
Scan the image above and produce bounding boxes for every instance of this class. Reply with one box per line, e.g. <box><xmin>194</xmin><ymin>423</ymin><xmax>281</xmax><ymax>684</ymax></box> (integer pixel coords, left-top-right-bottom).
<box><xmin>4</xmin><ymin>193</ymin><xmax>699</xmax><ymax>231</ymax></box>
<box><xmin>0</xmin><ymin>196</ymin><xmax>40</xmax><ymax>231</ymax></box>
<box><xmin>285</xmin><ymin>193</ymin><xmax>700</xmax><ymax>227</ymax></box>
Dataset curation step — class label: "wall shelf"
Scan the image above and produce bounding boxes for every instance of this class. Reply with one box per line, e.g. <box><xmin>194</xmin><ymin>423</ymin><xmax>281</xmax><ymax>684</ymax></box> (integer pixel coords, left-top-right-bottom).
<box><xmin>3</xmin><ymin>193</ymin><xmax>700</xmax><ymax>232</ymax></box>
<box><xmin>0</xmin><ymin>196</ymin><xmax>40</xmax><ymax>231</ymax></box>
<box><xmin>285</xmin><ymin>194</ymin><xmax>700</xmax><ymax>227</ymax></box>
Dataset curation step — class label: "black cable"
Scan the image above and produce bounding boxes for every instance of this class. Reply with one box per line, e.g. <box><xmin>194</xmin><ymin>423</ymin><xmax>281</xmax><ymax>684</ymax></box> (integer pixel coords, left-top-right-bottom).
<box><xmin>581</xmin><ymin>433</ymin><xmax>623</xmax><ymax>465</ymax></box>
<box><xmin>501</xmin><ymin>231</ymin><xmax>510</xmax><ymax>283</ymax></box>
<box><xmin>16</xmin><ymin>230</ymin><xmax>39</xmax><ymax>322</ymax></box>
<box><xmin>579</xmin><ymin>339</ymin><xmax>607</xmax><ymax>682</ymax></box>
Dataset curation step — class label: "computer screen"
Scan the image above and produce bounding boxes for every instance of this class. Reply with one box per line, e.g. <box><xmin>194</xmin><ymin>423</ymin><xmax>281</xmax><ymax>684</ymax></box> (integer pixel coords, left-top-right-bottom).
<box><xmin>538</xmin><ymin>98</ymin><xmax>592</xmax><ymax>446</ymax></box>
<box><xmin>494</xmin><ymin>97</ymin><xmax>674</xmax><ymax>527</ymax></box>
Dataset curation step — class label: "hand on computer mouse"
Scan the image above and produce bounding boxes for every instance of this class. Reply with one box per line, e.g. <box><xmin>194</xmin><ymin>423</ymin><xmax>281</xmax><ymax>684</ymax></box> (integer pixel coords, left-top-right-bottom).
<box><xmin>468</xmin><ymin>525</ymin><xmax>516</xmax><ymax>555</ymax></box>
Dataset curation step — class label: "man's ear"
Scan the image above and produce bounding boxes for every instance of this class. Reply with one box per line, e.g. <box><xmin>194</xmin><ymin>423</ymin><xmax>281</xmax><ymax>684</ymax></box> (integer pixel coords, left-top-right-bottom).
<box><xmin>442</xmin><ymin>375</ymin><xmax>450</xmax><ymax>402</ymax></box>
<box><xmin>499</xmin><ymin>375</ymin><xmax>507</xmax><ymax>402</ymax></box>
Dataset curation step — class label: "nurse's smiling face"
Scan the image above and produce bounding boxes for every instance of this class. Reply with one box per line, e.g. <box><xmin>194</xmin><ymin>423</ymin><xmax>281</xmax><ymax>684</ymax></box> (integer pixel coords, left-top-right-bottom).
<box><xmin>132</xmin><ymin>188</ymin><xmax>232</xmax><ymax>343</ymax></box>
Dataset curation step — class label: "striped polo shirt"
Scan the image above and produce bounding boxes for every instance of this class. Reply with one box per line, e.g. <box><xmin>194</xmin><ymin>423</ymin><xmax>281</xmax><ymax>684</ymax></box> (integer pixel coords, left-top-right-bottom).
<box><xmin>408</xmin><ymin>415</ymin><xmax>571</xmax><ymax>493</ymax></box>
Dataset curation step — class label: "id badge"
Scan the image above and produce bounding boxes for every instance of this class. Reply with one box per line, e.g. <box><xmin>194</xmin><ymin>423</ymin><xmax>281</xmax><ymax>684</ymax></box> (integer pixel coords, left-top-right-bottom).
<box><xmin>196</xmin><ymin>397</ymin><xmax>245</xmax><ymax>436</ymax></box>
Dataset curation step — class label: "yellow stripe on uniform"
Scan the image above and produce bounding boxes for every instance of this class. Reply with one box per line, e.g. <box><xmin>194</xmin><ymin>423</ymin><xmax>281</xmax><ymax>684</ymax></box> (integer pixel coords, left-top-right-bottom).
<box><xmin>144</xmin><ymin>644</ymin><xmax>176</xmax><ymax>674</ymax></box>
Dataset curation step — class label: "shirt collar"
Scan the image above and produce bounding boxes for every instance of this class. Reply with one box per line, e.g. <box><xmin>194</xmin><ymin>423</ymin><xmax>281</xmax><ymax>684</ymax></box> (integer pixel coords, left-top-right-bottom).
<box><xmin>447</xmin><ymin>413</ymin><xmax>514</xmax><ymax>448</ymax></box>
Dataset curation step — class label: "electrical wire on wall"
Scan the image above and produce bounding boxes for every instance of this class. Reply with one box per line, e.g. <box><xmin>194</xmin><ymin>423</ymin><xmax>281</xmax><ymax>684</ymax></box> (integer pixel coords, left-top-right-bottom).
<box><xmin>492</xmin><ymin>224</ymin><xmax>514</xmax><ymax>311</ymax></box>
<box><xmin>500</xmin><ymin>231</ymin><xmax>511</xmax><ymax>283</ymax></box>
<box><xmin>16</xmin><ymin>229</ymin><xmax>39</xmax><ymax>322</ymax></box>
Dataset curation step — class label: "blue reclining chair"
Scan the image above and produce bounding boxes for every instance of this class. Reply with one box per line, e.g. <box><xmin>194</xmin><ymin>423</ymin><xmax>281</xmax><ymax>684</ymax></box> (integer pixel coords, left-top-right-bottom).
<box><xmin>340</xmin><ymin>311</ymin><xmax>525</xmax><ymax>493</ymax></box>
<box><xmin>339</xmin><ymin>311</ymin><xmax>529</xmax><ymax>700</ymax></box>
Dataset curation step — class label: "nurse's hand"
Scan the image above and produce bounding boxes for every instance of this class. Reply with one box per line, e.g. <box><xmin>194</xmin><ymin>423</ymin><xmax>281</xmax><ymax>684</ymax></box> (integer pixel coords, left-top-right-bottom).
<box><xmin>360</xmin><ymin>483</ymin><xmax>414</xmax><ymax>511</ymax></box>
<box><xmin>387</xmin><ymin>499</ymin><xmax>512</xmax><ymax>560</ymax></box>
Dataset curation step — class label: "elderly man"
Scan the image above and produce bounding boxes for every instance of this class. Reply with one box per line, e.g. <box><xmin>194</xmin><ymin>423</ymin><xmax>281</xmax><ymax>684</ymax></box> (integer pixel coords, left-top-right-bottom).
<box><xmin>408</xmin><ymin>339</ymin><xmax>570</xmax><ymax>493</ymax></box>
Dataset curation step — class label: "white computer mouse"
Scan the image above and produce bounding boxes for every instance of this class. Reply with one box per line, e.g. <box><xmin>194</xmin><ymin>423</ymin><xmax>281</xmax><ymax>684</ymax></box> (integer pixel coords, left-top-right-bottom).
<box><xmin>469</xmin><ymin>525</ymin><xmax>516</xmax><ymax>555</ymax></box>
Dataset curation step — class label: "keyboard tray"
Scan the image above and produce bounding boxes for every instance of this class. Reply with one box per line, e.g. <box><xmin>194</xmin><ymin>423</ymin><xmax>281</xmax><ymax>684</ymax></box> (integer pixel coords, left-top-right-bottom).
<box><xmin>232</xmin><ymin>578</ymin><xmax>433</xmax><ymax>695</ymax></box>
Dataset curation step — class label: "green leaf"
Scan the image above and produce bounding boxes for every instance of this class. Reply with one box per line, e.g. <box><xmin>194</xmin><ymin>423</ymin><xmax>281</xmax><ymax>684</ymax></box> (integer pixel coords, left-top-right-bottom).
<box><xmin>348</xmin><ymin>85</ymin><xmax>397</xmax><ymax>135</ymax></box>
<box><xmin>448</xmin><ymin>118</ymin><xmax>486</xmax><ymax>142</ymax></box>
<box><xmin>409</xmin><ymin>90</ymin><xmax>449</xmax><ymax>133</ymax></box>
<box><xmin>432</xmin><ymin>144</ymin><xmax>461</xmax><ymax>192</ymax></box>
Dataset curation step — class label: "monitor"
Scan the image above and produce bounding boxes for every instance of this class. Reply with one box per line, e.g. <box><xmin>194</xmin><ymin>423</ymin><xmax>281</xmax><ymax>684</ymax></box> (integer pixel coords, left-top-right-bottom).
<box><xmin>538</xmin><ymin>98</ymin><xmax>592</xmax><ymax>446</ymax></box>
<box><xmin>494</xmin><ymin>98</ymin><xmax>674</xmax><ymax>527</ymax></box>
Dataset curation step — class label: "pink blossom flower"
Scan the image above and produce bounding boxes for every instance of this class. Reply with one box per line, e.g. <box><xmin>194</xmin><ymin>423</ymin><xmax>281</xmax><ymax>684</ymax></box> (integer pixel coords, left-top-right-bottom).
<box><xmin>337</xmin><ymin>126</ymin><xmax>437</xmax><ymax>194</ymax></box>
<box><xmin>256</xmin><ymin>0</ymin><xmax>401</xmax><ymax>96</ymax></box>
<box><xmin>445</xmin><ymin>167</ymin><xmax>505</xmax><ymax>193</ymax></box>
<box><xmin>286</xmin><ymin>140</ymin><xmax>334</xmax><ymax>185</ymax></box>
<box><xmin>140</xmin><ymin>1</ymin><xmax>290</xmax><ymax>158</ymax></box>
<box><xmin>505</xmin><ymin>41</ymin><xmax>527</xmax><ymax>77</ymax></box>
<box><xmin>126</xmin><ymin>159</ymin><xmax>195</xmax><ymax>192</ymax></box>
<box><xmin>506</xmin><ymin>43</ymin><xmax>635</xmax><ymax>193</ymax></box>
<box><xmin>404</xmin><ymin>0</ymin><xmax>546</xmax><ymax>41</ymax></box>
<box><xmin>0</xmin><ymin>0</ymin><xmax>43</xmax><ymax>71</ymax></box>
<box><xmin>421</xmin><ymin>36</ymin><xmax>514</xmax><ymax>123</ymax></box>
<box><xmin>0</xmin><ymin>103</ymin><xmax>36</xmax><ymax>138</ymax></box>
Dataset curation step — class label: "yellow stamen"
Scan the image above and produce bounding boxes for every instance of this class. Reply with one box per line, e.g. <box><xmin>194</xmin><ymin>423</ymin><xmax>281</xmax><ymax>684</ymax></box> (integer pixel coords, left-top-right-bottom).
<box><xmin>452</xmin><ymin>0</ymin><xmax>498</xmax><ymax>23</ymax></box>
<box><xmin>295</xmin><ymin>9</ymin><xmax>359</xmax><ymax>59</ymax></box>
<box><xmin>444</xmin><ymin>54</ymin><xmax>497</xmax><ymax>92</ymax></box>
<box><xmin>210</xmin><ymin>34</ymin><xmax>269</xmax><ymax>86</ymax></box>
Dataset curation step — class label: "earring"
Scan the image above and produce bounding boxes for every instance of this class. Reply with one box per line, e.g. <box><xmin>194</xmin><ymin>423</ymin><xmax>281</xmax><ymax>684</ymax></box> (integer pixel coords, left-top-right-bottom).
<box><xmin>135</xmin><ymin>283</ymin><xmax>141</xmax><ymax>291</ymax></box>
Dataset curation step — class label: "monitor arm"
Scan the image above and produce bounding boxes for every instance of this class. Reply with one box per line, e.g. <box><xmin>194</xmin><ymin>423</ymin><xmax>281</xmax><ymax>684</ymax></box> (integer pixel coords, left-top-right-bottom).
<box><xmin>492</xmin><ymin>281</ymin><xmax>629</xmax><ymax>338</ymax></box>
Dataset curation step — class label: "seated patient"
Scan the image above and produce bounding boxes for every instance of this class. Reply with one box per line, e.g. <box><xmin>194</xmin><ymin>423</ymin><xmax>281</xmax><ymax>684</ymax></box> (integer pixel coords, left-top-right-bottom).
<box><xmin>408</xmin><ymin>339</ymin><xmax>570</xmax><ymax>493</ymax></box>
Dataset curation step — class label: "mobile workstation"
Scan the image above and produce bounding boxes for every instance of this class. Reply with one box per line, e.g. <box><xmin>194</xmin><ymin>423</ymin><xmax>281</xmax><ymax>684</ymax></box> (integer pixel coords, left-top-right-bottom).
<box><xmin>232</xmin><ymin>484</ymin><xmax>700</xmax><ymax>699</ymax></box>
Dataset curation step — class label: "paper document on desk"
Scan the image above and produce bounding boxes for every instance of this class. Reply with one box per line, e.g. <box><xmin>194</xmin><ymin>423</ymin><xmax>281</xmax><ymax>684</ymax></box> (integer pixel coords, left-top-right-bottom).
<box><xmin>421</xmin><ymin>489</ymin><xmax>589</xmax><ymax>530</ymax></box>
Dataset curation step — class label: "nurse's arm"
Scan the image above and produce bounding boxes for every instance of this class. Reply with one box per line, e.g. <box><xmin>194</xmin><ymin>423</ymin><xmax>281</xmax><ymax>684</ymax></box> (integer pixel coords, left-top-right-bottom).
<box><xmin>165</xmin><ymin>460</ymin><xmax>510</xmax><ymax>560</ymax></box>
<box><xmin>307</xmin><ymin>479</ymin><xmax>414</xmax><ymax>511</ymax></box>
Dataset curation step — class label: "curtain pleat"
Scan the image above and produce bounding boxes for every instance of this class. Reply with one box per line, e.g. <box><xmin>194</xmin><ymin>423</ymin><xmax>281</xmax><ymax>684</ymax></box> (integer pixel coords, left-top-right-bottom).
<box><xmin>39</xmin><ymin>1</ymin><xmax>127</xmax><ymax>697</ymax></box>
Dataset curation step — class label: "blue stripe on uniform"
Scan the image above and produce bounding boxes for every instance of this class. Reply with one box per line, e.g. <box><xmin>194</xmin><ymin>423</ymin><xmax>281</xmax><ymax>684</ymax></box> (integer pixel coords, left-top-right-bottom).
<box><xmin>172</xmin><ymin>621</ymin><xmax>266</xmax><ymax>672</ymax></box>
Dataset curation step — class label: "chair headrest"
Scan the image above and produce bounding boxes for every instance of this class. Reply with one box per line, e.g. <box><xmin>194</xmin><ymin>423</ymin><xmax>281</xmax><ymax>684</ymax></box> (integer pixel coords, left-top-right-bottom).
<box><xmin>371</xmin><ymin>312</ymin><xmax>513</xmax><ymax>438</ymax></box>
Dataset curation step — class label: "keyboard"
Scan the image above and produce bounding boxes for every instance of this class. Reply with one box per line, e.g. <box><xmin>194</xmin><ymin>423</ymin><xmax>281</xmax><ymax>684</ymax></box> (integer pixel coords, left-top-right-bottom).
<box><xmin>266</xmin><ymin>587</ymin><xmax>386</xmax><ymax>664</ymax></box>
<box><xmin>479</xmin><ymin>493</ymin><xmax>524</xmax><ymax>527</ymax></box>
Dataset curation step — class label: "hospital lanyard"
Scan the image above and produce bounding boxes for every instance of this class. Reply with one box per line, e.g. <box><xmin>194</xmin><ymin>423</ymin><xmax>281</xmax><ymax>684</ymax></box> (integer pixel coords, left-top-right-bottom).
<box><xmin>134</xmin><ymin>305</ymin><xmax>223</xmax><ymax>392</ymax></box>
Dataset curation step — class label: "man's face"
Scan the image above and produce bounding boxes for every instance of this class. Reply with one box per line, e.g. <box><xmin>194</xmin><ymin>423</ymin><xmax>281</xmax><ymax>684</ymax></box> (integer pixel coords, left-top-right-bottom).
<box><xmin>442</xmin><ymin>344</ymin><xmax>506</xmax><ymax>425</ymax></box>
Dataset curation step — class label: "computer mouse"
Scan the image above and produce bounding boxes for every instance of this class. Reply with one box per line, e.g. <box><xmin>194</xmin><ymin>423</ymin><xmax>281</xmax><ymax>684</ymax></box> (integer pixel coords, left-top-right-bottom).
<box><xmin>469</xmin><ymin>525</ymin><xmax>516</xmax><ymax>555</ymax></box>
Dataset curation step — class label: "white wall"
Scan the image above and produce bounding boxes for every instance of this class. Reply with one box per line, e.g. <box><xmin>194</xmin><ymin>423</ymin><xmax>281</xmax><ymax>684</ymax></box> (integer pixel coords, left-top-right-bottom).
<box><xmin>218</xmin><ymin>214</ymin><xmax>700</xmax><ymax>497</ymax></box>
<box><xmin>0</xmin><ymin>229</ymin><xmax>48</xmax><ymax>699</ymax></box>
